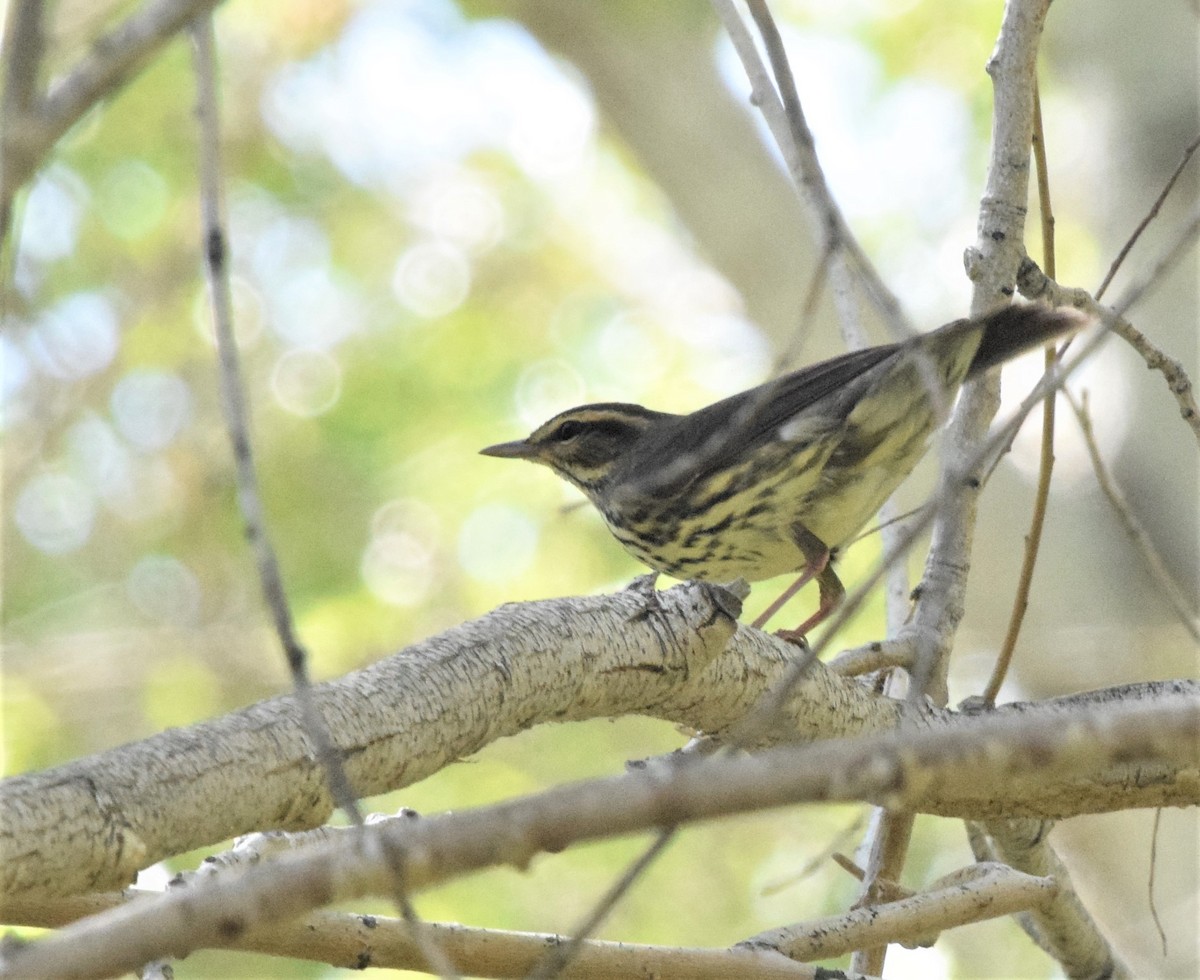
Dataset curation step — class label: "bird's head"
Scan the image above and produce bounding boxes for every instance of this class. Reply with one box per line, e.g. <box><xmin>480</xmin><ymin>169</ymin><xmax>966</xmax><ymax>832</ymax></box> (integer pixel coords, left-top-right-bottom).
<box><xmin>481</xmin><ymin>403</ymin><xmax>668</xmax><ymax>495</ymax></box>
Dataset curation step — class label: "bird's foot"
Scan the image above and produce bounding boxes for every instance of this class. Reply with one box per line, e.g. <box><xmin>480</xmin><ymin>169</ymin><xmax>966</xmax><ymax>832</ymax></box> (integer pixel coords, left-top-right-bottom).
<box><xmin>773</xmin><ymin>628</ymin><xmax>811</xmax><ymax>649</ymax></box>
<box><xmin>624</xmin><ymin>573</ymin><xmax>663</xmax><ymax>623</ymax></box>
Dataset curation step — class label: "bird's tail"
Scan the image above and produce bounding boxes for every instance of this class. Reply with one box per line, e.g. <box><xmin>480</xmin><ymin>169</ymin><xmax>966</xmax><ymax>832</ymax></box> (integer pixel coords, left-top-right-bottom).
<box><xmin>967</xmin><ymin>304</ymin><xmax>1089</xmax><ymax>376</ymax></box>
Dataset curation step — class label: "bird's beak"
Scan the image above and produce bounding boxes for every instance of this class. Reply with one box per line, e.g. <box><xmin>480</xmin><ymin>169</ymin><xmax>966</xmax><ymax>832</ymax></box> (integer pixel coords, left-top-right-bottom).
<box><xmin>480</xmin><ymin>438</ymin><xmax>539</xmax><ymax>460</ymax></box>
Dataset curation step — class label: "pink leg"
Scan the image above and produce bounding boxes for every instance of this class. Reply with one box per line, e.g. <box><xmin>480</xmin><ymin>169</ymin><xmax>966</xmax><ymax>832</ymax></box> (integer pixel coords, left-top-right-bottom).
<box><xmin>750</xmin><ymin>524</ymin><xmax>843</xmax><ymax>641</ymax></box>
<box><xmin>750</xmin><ymin>549</ymin><xmax>830</xmax><ymax>629</ymax></box>
<box><xmin>775</xmin><ymin>564</ymin><xmax>845</xmax><ymax>643</ymax></box>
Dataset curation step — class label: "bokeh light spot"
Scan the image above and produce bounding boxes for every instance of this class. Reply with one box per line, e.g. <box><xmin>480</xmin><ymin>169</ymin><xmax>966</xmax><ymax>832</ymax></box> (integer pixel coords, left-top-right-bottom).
<box><xmin>457</xmin><ymin>503</ymin><xmax>538</xmax><ymax>583</ymax></box>
<box><xmin>267</xmin><ymin>267</ymin><xmax>365</xmax><ymax>349</ymax></box>
<box><xmin>110</xmin><ymin>370</ymin><xmax>193</xmax><ymax>452</ymax></box>
<box><xmin>392</xmin><ymin>241</ymin><xmax>471</xmax><ymax>318</ymax></box>
<box><xmin>127</xmin><ymin>554</ymin><xmax>202</xmax><ymax>627</ymax></box>
<box><xmin>362</xmin><ymin>498</ymin><xmax>444</xmax><ymax>607</ymax></box>
<box><xmin>66</xmin><ymin>415</ymin><xmax>134</xmax><ymax>499</ymax></box>
<box><xmin>410</xmin><ymin>170</ymin><xmax>505</xmax><ymax>253</ymax></box>
<box><xmin>271</xmin><ymin>348</ymin><xmax>342</xmax><ymax>417</ymax></box>
<box><xmin>96</xmin><ymin>160</ymin><xmax>169</xmax><ymax>241</ymax></box>
<box><xmin>26</xmin><ymin>293</ymin><xmax>119</xmax><ymax>380</ymax></box>
<box><xmin>515</xmin><ymin>359</ymin><xmax>586</xmax><ymax>429</ymax></box>
<box><xmin>19</xmin><ymin>168</ymin><xmax>85</xmax><ymax>262</ymax></box>
<box><xmin>15</xmin><ymin>472</ymin><xmax>96</xmax><ymax>554</ymax></box>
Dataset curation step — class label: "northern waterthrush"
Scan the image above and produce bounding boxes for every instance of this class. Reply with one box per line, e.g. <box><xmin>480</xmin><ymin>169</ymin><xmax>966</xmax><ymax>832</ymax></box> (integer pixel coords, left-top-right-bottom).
<box><xmin>482</xmin><ymin>304</ymin><xmax>1084</xmax><ymax>637</ymax></box>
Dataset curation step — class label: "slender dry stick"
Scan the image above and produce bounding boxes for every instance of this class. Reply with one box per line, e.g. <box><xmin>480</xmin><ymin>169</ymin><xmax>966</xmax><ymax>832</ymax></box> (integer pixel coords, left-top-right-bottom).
<box><xmin>1110</xmin><ymin>202</ymin><xmax>1200</xmax><ymax>315</ymax></box>
<box><xmin>187</xmin><ymin>10</ymin><xmax>362</xmax><ymax>836</ymax></box>
<box><xmin>1064</xmin><ymin>390</ymin><xmax>1200</xmax><ymax>641</ymax></box>
<box><xmin>715</xmin><ymin>0</ymin><xmax>910</xmax><ymax>340</ymax></box>
<box><xmin>848</xmin><ymin>808</ymin><xmax>914</xmax><ymax>975</ymax></box>
<box><xmin>526</xmin><ymin>829</ymin><xmax>675</xmax><ymax>980</ymax></box>
<box><xmin>0</xmin><ymin>0</ymin><xmax>44</xmax><ymax>294</ymax></box>
<box><xmin>1095</xmin><ymin>133</ymin><xmax>1200</xmax><ymax>301</ymax></box>
<box><xmin>1148</xmin><ymin>808</ymin><xmax>1168</xmax><ymax>956</ymax></box>
<box><xmin>1016</xmin><ymin>257</ymin><xmax>1200</xmax><ymax>444</ymax></box>
<box><xmin>745</xmin><ymin>0</ymin><xmax>910</xmax><ymax>342</ymax></box>
<box><xmin>189</xmin><ymin>19</ymin><xmax>457</xmax><ymax>980</ymax></box>
<box><xmin>982</xmin><ymin>79</ymin><xmax>1059</xmax><ymax>706</ymax></box>
<box><xmin>0</xmin><ymin>0</ymin><xmax>226</xmax><ymax>205</ymax></box>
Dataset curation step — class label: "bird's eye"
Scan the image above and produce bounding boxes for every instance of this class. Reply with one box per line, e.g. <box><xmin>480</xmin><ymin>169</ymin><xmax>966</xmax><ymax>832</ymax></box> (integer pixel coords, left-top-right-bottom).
<box><xmin>553</xmin><ymin>420</ymin><xmax>583</xmax><ymax>442</ymax></box>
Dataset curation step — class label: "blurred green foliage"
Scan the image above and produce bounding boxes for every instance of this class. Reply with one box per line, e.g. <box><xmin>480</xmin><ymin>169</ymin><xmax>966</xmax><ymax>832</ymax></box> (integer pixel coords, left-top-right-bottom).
<box><xmin>0</xmin><ymin>0</ymin><xmax>1122</xmax><ymax>976</ymax></box>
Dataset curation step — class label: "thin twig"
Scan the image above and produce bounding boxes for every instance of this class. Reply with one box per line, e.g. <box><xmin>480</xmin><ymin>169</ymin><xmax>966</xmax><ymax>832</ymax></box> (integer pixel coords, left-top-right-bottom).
<box><xmin>1148</xmin><ymin>808</ymin><xmax>1168</xmax><ymax>956</ymax></box>
<box><xmin>747</xmin><ymin>0</ymin><xmax>909</xmax><ymax>337</ymax></box>
<box><xmin>715</xmin><ymin>0</ymin><xmax>910</xmax><ymax>340</ymax></box>
<box><xmin>761</xmin><ymin>812</ymin><xmax>869</xmax><ymax>896</ymax></box>
<box><xmin>1</xmin><ymin>0</ymin><xmax>224</xmax><ymax>205</ymax></box>
<box><xmin>1064</xmin><ymin>390</ymin><xmax>1200</xmax><ymax>642</ymax></box>
<box><xmin>526</xmin><ymin>829</ymin><xmax>676</xmax><ymax>980</ymax></box>
<box><xmin>983</xmin><ymin>79</ymin><xmax>1060</xmax><ymax>706</ymax></box>
<box><xmin>1095</xmin><ymin>133</ymin><xmax>1200</xmax><ymax>300</ymax></box>
<box><xmin>1017</xmin><ymin>257</ymin><xmax>1200</xmax><ymax>444</ymax></box>
<box><xmin>1109</xmin><ymin>202</ymin><xmax>1200</xmax><ymax>316</ymax></box>
<box><xmin>849</xmin><ymin>808</ymin><xmax>914</xmax><ymax>975</ymax></box>
<box><xmin>0</xmin><ymin>0</ymin><xmax>44</xmax><ymax>280</ymax></box>
<box><xmin>188</xmin><ymin>11</ymin><xmax>362</xmax><ymax>834</ymax></box>
<box><xmin>190</xmin><ymin>17</ymin><xmax>460</xmax><ymax>979</ymax></box>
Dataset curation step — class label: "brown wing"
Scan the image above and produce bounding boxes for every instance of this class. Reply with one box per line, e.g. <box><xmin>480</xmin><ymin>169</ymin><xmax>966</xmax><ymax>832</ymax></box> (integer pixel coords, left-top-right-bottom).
<box><xmin>620</xmin><ymin>342</ymin><xmax>902</xmax><ymax>498</ymax></box>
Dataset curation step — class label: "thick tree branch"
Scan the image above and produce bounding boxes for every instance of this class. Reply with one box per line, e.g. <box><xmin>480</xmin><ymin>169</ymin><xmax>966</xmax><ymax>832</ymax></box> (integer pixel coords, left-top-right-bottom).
<box><xmin>3</xmin><ymin>575</ymin><xmax>1195</xmax><ymax>903</ymax></box>
<box><xmin>1</xmin><ymin>689</ymin><xmax>1194</xmax><ymax>979</ymax></box>
<box><xmin>1</xmin><ymin>581</ymin><xmax>883</xmax><ymax>898</ymax></box>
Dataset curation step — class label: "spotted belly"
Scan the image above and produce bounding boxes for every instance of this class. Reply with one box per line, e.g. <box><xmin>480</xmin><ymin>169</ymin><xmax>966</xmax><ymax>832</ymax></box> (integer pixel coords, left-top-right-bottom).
<box><xmin>598</xmin><ymin>409</ymin><xmax>936</xmax><ymax>582</ymax></box>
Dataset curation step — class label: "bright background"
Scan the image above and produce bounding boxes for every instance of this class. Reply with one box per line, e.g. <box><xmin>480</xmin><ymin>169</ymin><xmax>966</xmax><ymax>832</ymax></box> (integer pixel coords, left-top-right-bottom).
<box><xmin>3</xmin><ymin>1</ymin><xmax>1197</xmax><ymax>976</ymax></box>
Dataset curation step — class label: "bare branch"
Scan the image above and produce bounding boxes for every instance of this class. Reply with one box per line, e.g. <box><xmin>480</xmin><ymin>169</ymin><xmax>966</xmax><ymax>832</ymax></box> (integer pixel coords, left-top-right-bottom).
<box><xmin>1</xmin><ymin>894</ymin><xmax>836</xmax><ymax>979</ymax></box>
<box><xmin>744</xmin><ymin>863</ymin><xmax>1057</xmax><ymax>962</ymax></box>
<box><xmin>1095</xmin><ymin>132</ymin><xmax>1200</xmax><ymax>300</ymax></box>
<box><xmin>1018</xmin><ymin>258</ymin><xmax>1200</xmax><ymax>444</ymax></box>
<box><xmin>970</xmin><ymin>820</ymin><xmax>1130</xmax><ymax>978</ymax></box>
<box><xmin>711</xmin><ymin>0</ymin><xmax>909</xmax><ymax>339</ymax></box>
<box><xmin>0</xmin><ymin>0</ymin><xmax>224</xmax><ymax>205</ymax></box>
<box><xmin>911</xmin><ymin>0</ymin><xmax>1054</xmax><ymax>704</ymax></box>
<box><xmin>1065</xmin><ymin>390</ymin><xmax>1199</xmax><ymax>641</ymax></box>
<box><xmin>2</xmin><ymin>689</ymin><xmax>1194</xmax><ymax>979</ymax></box>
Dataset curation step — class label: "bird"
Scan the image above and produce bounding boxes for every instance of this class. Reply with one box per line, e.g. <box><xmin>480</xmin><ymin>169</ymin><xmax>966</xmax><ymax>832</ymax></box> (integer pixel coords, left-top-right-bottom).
<box><xmin>481</xmin><ymin>304</ymin><xmax>1085</xmax><ymax>639</ymax></box>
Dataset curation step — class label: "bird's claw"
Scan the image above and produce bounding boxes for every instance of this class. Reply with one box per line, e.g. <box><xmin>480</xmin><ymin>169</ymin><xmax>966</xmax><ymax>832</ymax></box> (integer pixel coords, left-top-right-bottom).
<box><xmin>773</xmin><ymin>628</ymin><xmax>811</xmax><ymax>649</ymax></box>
